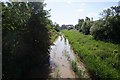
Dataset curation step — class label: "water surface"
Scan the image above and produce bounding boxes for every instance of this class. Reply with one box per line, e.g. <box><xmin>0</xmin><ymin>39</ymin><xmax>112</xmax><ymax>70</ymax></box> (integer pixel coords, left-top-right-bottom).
<box><xmin>49</xmin><ymin>35</ymin><xmax>90</xmax><ymax>78</ymax></box>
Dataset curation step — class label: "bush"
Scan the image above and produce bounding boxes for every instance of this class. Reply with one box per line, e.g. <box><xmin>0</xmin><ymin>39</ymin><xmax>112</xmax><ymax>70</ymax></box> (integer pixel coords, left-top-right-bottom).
<box><xmin>90</xmin><ymin>5</ymin><xmax>120</xmax><ymax>43</ymax></box>
<box><xmin>90</xmin><ymin>16</ymin><xmax>120</xmax><ymax>43</ymax></box>
<box><xmin>90</xmin><ymin>20</ymin><xmax>106</xmax><ymax>40</ymax></box>
<box><xmin>81</xmin><ymin>21</ymin><xmax>93</xmax><ymax>35</ymax></box>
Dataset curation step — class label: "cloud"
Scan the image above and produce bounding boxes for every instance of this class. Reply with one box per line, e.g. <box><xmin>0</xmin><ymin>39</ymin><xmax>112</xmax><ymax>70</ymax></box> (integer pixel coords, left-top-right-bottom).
<box><xmin>87</xmin><ymin>12</ymin><xmax>99</xmax><ymax>20</ymax></box>
<box><xmin>87</xmin><ymin>12</ymin><xmax>98</xmax><ymax>16</ymax></box>
<box><xmin>76</xmin><ymin>9</ymin><xmax>84</xmax><ymax>12</ymax></box>
<box><xmin>66</xmin><ymin>1</ymin><xmax>86</xmax><ymax>6</ymax></box>
<box><xmin>103</xmin><ymin>7</ymin><xmax>111</xmax><ymax>10</ymax></box>
<box><xmin>66</xmin><ymin>0</ymin><xmax>72</xmax><ymax>4</ymax></box>
<box><xmin>44</xmin><ymin>0</ymin><xmax>120</xmax><ymax>2</ymax></box>
<box><xmin>80</xmin><ymin>3</ymin><xmax>85</xmax><ymax>6</ymax></box>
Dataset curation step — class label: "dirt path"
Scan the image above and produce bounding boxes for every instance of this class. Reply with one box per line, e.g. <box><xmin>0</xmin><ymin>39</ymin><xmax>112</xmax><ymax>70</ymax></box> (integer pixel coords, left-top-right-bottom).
<box><xmin>49</xmin><ymin>35</ymin><xmax>90</xmax><ymax>78</ymax></box>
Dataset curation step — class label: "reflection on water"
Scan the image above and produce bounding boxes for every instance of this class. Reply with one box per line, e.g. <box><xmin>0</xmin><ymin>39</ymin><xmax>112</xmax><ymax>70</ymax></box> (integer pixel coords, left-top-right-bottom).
<box><xmin>49</xmin><ymin>35</ymin><xmax>90</xmax><ymax>78</ymax></box>
<box><xmin>49</xmin><ymin>35</ymin><xmax>77</xmax><ymax>78</ymax></box>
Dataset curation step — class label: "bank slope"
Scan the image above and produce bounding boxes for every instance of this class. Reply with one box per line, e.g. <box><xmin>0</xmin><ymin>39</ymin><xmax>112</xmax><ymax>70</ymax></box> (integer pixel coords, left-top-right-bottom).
<box><xmin>62</xmin><ymin>30</ymin><xmax>120</xmax><ymax>79</ymax></box>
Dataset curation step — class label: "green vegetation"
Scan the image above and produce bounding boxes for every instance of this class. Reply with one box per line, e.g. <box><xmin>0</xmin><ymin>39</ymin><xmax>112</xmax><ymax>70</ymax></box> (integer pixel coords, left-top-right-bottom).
<box><xmin>49</xmin><ymin>27</ymin><xmax>59</xmax><ymax>44</ymax></box>
<box><xmin>62</xmin><ymin>30</ymin><xmax>120</xmax><ymax>79</ymax></box>
<box><xmin>75</xmin><ymin>19</ymin><xmax>84</xmax><ymax>31</ymax></box>
<box><xmin>81</xmin><ymin>17</ymin><xmax>94</xmax><ymax>35</ymax></box>
<box><xmin>2</xmin><ymin>0</ymin><xmax>119</xmax><ymax>79</ymax></box>
<box><xmin>75</xmin><ymin>5</ymin><xmax>120</xmax><ymax>43</ymax></box>
<box><xmin>47</xmin><ymin>20</ymin><xmax>60</xmax><ymax>44</ymax></box>
<box><xmin>71</xmin><ymin>6</ymin><xmax>120</xmax><ymax>79</ymax></box>
<box><xmin>2</xmin><ymin>2</ymin><xmax>58</xmax><ymax>79</ymax></box>
<box><xmin>70</xmin><ymin>60</ymin><xmax>82</xmax><ymax>78</ymax></box>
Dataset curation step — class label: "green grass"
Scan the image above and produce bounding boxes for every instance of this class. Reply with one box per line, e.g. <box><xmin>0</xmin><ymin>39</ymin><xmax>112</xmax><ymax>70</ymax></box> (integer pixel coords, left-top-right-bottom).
<box><xmin>49</xmin><ymin>28</ymin><xmax>59</xmax><ymax>43</ymax></box>
<box><xmin>62</xmin><ymin>30</ymin><xmax>120</xmax><ymax>79</ymax></box>
<box><xmin>70</xmin><ymin>60</ymin><xmax>82</xmax><ymax>78</ymax></box>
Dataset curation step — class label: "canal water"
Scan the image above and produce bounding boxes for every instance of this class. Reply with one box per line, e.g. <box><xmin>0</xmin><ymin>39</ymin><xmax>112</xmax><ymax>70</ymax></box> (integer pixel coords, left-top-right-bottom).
<box><xmin>49</xmin><ymin>35</ymin><xmax>90</xmax><ymax>78</ymax></box>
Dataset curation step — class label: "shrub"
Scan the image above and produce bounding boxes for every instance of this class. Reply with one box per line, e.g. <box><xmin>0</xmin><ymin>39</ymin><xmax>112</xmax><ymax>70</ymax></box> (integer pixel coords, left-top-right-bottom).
<box><xmin>81</xmin><ymin>21</ymin><xmax>93</xmax><ymax>35</ymax></box>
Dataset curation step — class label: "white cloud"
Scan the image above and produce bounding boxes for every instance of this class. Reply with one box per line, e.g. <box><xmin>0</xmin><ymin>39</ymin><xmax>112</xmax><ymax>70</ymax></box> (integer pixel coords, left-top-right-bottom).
<box><xmin>76</xmin><ymin>9</ymin><xmax>84</xmax><ymax>12</ymax></box>
<box><xmin>80</xmin><ymin>3</ymin><xmax>85</xmax><ymax>6</ymax></box>
<box><xmin>67</xmin><ymin>0</ymin><xmax>72</xmax><ymax>4</ymax></box>
<box><xmin>45</xmin><ymin>0</ymin><xmax>119</xmax><ymax>2</ymax></box>
<box><xmin>1</xmin><ymin>0</ymin><xmax>9</xmax><ymax>2</ymax></box>
<box><xmin>66</xmin><ymin>1</ymin><xmax>86</xmax><ymax>6</ymax></box>
<box><xmin>87</xmin><ymin>12</ymin><xmax>97</xmax><ymax>16</ymax></box>
<box><xmin>103</xmin><ymin>7</ymin><xmax>109</xmax><ymax>10</ymax></box>
<box><xmin>87</xmin><ymin>12</ymin><xmax>99</xmax><ymax>20</ymax></box>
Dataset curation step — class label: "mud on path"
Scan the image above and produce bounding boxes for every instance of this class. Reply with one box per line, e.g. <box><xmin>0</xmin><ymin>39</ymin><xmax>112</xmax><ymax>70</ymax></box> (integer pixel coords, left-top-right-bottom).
<box><xmin>49</xmin><ymin>35</ymin><xmax>90</xmax><ymax>78</ymax></box>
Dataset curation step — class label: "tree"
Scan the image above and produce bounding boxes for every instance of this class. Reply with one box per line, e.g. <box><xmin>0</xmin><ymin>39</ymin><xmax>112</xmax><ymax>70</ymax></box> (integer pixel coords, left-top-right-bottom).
<box><xmin>90</xmin><ymin>20</ymin><xmax>106</xmax><ymax>40</ymax></box>
<box><xmin>85</xmin><ymin>17</ymin><xmax>90</xmax><ymax>21</ymax></box>
<box><xmin>90</xmin><ymin>5</ymin><xmax>120</xmax><ymax>43</ymax></box>
<box><xmin>111</xmin><ymin>6</ymin><xmax>120</xmax><ymax>16</ymax></box>
<box><xmin>2</xmin><ymin>1</ymin><xmax>50</xmax><ymax>79</ymax></box>
<box><xmin>80</xmin><ymin>17</ymin><xmax>93</xmax><ymax>35</ymax></box>
<box><xmin>2</xmin><ymin>2</ymin><xmax>31</xmax><ymax>79</ymax></box>
<box><xmin>75</xmin><ymin>19</ymin><xmax>84</xmax><ymax>31</ymax></box>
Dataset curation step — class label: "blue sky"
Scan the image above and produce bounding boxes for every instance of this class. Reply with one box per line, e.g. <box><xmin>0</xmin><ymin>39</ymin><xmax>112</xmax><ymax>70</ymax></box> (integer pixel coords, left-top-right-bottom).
<box><xmin>44</xmin><ymin>0</ymin><xmax>119</xmax><ymax>25</ymax></box>
<box><xmin>1</xmin><ymin>0</ymin><xmax>119</xmax><ymax>25</ymax></box>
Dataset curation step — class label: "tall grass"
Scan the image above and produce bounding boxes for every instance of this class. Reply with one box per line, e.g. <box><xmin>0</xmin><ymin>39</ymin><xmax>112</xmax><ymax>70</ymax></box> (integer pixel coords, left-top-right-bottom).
<box><xmin>49</xmin><ymin>28</ymin><xmax>59</xmax><ymax>43</ymax></box>
<box><xmin>70</xmin><ymin>60</ymin><xmax>82</xmax><ymax>78</ymax></box>
<box><xmin>62</xmin><ymin>30</ymin><xmax>120</xmax><ymax>79</ymax></box>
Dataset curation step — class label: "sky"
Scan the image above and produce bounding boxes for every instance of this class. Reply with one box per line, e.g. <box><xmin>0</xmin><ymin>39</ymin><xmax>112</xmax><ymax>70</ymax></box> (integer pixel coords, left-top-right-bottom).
<box><xmin>1</xmin><ymin>0</ymin><xmax>120</xmax><ymax>26</ymax></box>
<box><xmin>44</xmin><ymin>0</ymin><xmax>119</xmax><ymax>26</ymax></box>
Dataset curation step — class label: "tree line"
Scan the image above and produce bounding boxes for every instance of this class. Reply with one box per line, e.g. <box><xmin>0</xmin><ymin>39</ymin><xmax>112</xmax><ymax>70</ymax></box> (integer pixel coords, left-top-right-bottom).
<box><xmin>75</xmin><ymin>5</ymin><xmax>120</xmax><ymax>43</ymax></box>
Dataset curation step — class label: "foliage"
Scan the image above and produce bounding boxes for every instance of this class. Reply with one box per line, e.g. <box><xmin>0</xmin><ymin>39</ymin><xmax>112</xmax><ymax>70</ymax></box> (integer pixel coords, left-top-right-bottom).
<box><xmin>70</xmin><ymin>60</ymin><xmax>82</xmax><ymax>77</ymax></box>
<box><xmin>75</xmin><ymin>19</ymin><xmax>84</xmax><ymax>31</ymax></box>
<box><xmin>47</xmin><ymin>24</ymin><xmax>59</xmax><ymax>44</ymax></box>
<box><xmin>100</xmin><ymin>6</ymin><xmax>120</xmax><ymax>19</ymax></box>
<box><xmin>62</xmin><ymin>30</ymin><xmax>120</xmax><ymax>79</ymax></box>
<box><xmin>81</xmin><ymin>20</ymin><xmax>93</xmax><ymax>35</ymax></box>
<box><xmin>53</xmin><ymin>23</ymin><xmax>60</xmax><ymax>32</ymax></box>
<box><xmin>90</xmin><ymin>20</ymin><xmax>105</xmax><ymax>40</ymax></box>
<box><xmin>2</xmin><ymin>2</ymin><xmax>51</xmax><ymax>79</ymax></box>
<box><xmin>90</xmin><ymin>6</ymin><xmax>120</xmax><ymax>43</ymax></box>
<box><xmin>75</xmin><ymin>17</ymin><xmax>93</xmax><ymax>35</ymax></box>
<box><xmin>75</xmin><ymin>6</ymin><xmax>120</xmax><ymax>43</ymax></box>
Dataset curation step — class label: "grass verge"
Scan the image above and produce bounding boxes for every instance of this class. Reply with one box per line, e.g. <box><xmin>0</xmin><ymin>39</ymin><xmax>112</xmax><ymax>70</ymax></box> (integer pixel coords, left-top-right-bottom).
<box><xmin>62</xmin><ymin>30</ymin><xmax>120</xmax><ymax>79</ymax></box>
<box><xmin>70</xmin><ymin>60</ymin><xmax>83</xmax><ymax>78</ymax></box>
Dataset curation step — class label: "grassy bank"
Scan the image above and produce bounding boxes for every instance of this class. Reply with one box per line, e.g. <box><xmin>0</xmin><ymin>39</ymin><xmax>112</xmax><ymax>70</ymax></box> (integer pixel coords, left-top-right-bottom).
<box><xmin>62</xmin><ymin>30</ymin><xmax>120</xmax><ymax>79</ymax></box>
<box><xmin>70</xmin><ymin>60</ymin><xmax>82</xmax><ymax>78</ymax></box>
<box><xmin>49</xmin><ymin>28</ymin><xmax>59</xmax><ymax>44</ymax></box>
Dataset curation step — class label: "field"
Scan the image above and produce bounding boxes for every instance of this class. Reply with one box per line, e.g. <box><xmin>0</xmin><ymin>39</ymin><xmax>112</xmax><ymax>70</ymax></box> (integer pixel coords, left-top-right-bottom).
<box><xmin>62</xmin><ymin>30</ymin><xmax>120</xmax><ymax>79</ymax></box>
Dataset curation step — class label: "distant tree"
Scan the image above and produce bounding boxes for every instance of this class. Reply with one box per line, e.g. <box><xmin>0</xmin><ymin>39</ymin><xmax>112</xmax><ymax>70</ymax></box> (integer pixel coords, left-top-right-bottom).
<box><xmin>111</xmin><ymin>6</ymin><xmax>120</xmax><ymax>16</ymax></box>
<box><xmin>81</xmin><ymin>21</ymin><xmax>93</xmax><ymax>35</ymax></box>
<box><xmin>52</xmin><ymin>22</ymin><xmax>60</xmax><ymax>32</ymax></box>
<box><xmin>85</xmin><ymin>17</ymin><xmax>90</xmax><ymax>21</ymax></box>
<box><xmin>90</xmin><ymin>5</ymin><xmax>120</xmax><ymax>43</ymax></box>
<box><xmin>54</xmin><ymin>24</ymin><xmax>60</xmax><ymax>32</ymax></box>
<box><xmin>90</xmin><ymin>20</ymin><xmax>106</xmax><ymax>40</ymax></box>
<box><xmin>75</xmin><ymin>19</ymin><xmax>84</xmax><ymax>31</ymax></box>
<box><xmin>80</xmin><ymin>17</ymin><xmax>93</xmax><ymax>35</ymax></box>
<box><xmin>91</xmin><ymin>17</ymin><xmax>93</xmax><ymax>21</ymax></box>
<box><xmin>100</xmin><ymin>6</ymin><xmax>120</xmax><ymax>19</ymax></box>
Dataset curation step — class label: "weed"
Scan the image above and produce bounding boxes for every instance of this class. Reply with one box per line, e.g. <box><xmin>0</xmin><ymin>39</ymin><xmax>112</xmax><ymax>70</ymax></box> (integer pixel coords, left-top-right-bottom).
<box><xmin>62</xmin><ymin>30</ymin><xmax>120</xmax><ymax>79</ymax></box>
<box><xmin>70</xmin><ymin>60</ymin><xmax>83</xmax><ymax>78</ymax></box>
